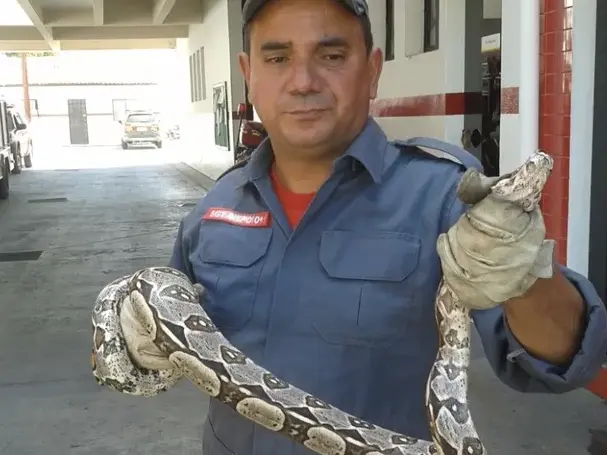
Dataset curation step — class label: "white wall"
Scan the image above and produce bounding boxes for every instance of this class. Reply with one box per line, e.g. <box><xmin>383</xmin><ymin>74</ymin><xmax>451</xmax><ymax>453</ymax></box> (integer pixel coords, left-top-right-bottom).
<box><xmin>0</xmin><ymin>48</ymin><xmax>188</xmax><ymax>147</ymax></box>
<box><xmin>1</xmin><ymin>84</ymin><xmax>159</xmax><ymax>146</ymax></box>
<box><xmin>1</xmin><ymin>84</ymin><xmax>159</xmax><ymax>116</ymax></box>
<box><xmin>367</xmin><ymin>0</ymin><xmax>468</xmax><ymax>144</ymax></box>
<box><xmin>179</xmin><ymin>0</ymin><xmax>535</xmax><ymax>179</ymax></box>
<box><xmin>182</xmin><ymin>0</ymin><xmax>244</xmax><ymax>179</ymax></box>
<box><xmin>27</xmin><ymin>115</ymin><xmax>122</xmax><ymax>146</ymax></box>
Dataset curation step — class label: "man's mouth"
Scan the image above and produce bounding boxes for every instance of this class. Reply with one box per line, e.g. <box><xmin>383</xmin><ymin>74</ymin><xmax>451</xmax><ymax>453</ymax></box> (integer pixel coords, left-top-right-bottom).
<box><xmin>287</xmin><ymin>109</ymin><xmax>327</xmax><ymax>117</ymax></box>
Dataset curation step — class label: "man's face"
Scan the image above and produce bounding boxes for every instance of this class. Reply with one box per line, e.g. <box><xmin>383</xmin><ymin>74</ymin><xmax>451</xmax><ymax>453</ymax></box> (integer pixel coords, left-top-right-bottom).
<box><xmin>238</xmin><ymin>0</ymin><xmax>382</xmax><ymax>154</ymax></box>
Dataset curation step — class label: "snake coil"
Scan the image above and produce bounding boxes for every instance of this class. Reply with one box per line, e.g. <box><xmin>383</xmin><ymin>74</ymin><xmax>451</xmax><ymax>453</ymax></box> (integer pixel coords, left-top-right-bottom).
<box><xmin>91</xmin><ymin>151</ymin><xmax>553</xmax><ymax>455</ymax></box>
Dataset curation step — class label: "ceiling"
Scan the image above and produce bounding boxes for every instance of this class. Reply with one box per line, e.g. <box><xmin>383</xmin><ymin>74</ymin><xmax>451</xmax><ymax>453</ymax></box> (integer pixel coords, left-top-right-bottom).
<box><xmin>0</xmin><ymin>0</ymin><xmax>204</xmax><ymax>51</ymax></box>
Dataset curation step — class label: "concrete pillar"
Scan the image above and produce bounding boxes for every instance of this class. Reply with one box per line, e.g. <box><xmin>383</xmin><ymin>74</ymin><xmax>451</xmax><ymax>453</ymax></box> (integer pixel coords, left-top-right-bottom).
<box><xmin>568</xmin><ymin>0</ymin><xmax>596</xmax><ymax>275</ymax></box>
<box><xmin>441</xmin><ymin>0</ymin><xmax>468</xmax><ymax>145</ymax></box>
<box><xmin>499</xmin><ymin>0</ymin><xmax>539</xmax><ymax>174</ymax></box>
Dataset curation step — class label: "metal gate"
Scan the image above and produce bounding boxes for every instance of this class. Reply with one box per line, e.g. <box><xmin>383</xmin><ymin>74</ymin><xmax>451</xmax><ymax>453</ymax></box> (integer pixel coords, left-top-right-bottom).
<box><xmin>67</xmin><ymin>99</ymin><xmax>89</xmax><ymax>145</ymax></box>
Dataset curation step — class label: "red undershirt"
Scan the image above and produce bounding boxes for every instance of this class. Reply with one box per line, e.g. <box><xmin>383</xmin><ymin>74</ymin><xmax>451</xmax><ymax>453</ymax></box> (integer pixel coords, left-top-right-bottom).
<box><xmin>269</xmin><ymin>166</ymin><xmax>316</xmax><ymax>228</ymax></box>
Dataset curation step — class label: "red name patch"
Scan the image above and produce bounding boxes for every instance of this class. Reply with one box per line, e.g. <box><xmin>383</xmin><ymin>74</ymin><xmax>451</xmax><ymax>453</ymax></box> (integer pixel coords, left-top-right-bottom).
<box><xmin>202</xmin><ymin>207</ymin><xmax>271</xmax><ymax>227</ymax></box>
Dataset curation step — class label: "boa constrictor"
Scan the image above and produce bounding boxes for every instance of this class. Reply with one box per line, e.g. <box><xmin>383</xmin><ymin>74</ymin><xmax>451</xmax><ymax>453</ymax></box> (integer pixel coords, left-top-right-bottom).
<box><xmin>91</xmin><ymin>151</ymin><xmax>553</xmax><ymax>455</ymax></box>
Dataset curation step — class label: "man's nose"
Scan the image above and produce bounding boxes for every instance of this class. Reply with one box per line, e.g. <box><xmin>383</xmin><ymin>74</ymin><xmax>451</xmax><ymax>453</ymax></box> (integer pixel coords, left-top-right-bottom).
<box><xmin>287</xmin><ymin>59</ymin><xmax>321</xmax><ymax>94</ymax></box>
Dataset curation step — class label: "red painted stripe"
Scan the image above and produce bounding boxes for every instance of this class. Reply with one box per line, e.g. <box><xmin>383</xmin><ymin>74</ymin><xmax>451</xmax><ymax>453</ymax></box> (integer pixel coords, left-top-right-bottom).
<box><xmin>586</xmin><ymin>366</ymin><xmax>607</xmax><ymax>400</ymax></box>
<box><xmin>370</xmin><ymin>89</ymin><xmax>520</xmax><ymax>118</ymax></box>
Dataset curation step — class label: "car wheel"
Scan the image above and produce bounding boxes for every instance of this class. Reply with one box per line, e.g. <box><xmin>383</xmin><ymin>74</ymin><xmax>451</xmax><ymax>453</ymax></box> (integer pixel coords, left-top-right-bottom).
<box><xmin>24</xmin><ymin>142</ymin><xmax>33</xmax><ymax>168</ymax></box>
<box><xmin>11</xmin><ymin>145</ymin><xmax>21</xmax><ymax>174</ymax></box>
<box><xmin>0</xmin><ymin>159</ymin><xmax>9</xmax><ymax>199</ymax></box>
<box><xmin>121</xmin><ymin>141</ymin><xmax>128</xmax><ymax>150</ymax></box>
<box><xmin>156</xmin><ymin>141</ymin><xmax>163</xmax><ymax>149</ymax></box>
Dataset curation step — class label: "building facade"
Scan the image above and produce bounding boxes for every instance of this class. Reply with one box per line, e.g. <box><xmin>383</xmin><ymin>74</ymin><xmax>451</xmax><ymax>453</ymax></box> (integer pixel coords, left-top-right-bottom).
<box><xmin>0</xmin><ymin>50</ymin><xmax>187</xmax><ymax>146</ymax></box>
<box><xmin>180</xmin><ymin>0</ymin><xmax>606</xmax><ymax>397</ymax></box>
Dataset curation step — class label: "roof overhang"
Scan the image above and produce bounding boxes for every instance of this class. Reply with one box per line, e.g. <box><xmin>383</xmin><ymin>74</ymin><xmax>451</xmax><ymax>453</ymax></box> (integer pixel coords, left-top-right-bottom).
<box><xmin>0</xmin><ymin>0</ymin><xmax>202</xmax><ymax>51</ymax></box>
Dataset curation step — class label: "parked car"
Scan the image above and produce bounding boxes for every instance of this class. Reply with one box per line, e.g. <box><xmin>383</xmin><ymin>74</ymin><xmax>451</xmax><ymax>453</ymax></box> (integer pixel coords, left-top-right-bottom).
<box><xmin>0</xmin><ymin>100</ymin><xmax>15</xmax><ymax>199</ymax></box>
<box><xmin>6</xmin><ymin>104</ymin><xmax>33</xmax><ymax>174</ymax></box>
<box><xmin>120</xmin><ymin>110</ymin><xmax>162</xmax><ymax>149</ymax></box>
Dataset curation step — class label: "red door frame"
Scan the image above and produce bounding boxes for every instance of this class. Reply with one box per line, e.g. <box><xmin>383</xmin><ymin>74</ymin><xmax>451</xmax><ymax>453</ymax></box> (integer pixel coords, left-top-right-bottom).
<box><xmin>538</xmin><ymin>0</ymin><xmax>607</xmax><ymax>400</ymax></box>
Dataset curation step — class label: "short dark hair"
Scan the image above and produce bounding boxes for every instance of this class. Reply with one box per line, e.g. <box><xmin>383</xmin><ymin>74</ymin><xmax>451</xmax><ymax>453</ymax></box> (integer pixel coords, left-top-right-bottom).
<box><xmin>242</xmin><ymin>12</ymin><xmax>374</xmax><ymax>55</ymax></box>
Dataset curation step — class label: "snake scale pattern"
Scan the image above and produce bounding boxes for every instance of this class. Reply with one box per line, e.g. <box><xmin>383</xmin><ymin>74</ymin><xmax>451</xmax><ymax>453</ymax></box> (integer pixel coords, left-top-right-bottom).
<box><xmin>91</xmin><ymin>151</ymin><xmax>553</xmax><ymax>455</ymax></box>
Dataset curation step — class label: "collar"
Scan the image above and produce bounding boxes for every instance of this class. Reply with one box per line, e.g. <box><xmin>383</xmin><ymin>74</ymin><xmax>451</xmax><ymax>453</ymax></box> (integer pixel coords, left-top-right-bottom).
<box><xmin>243</xmin><ymin>117</ymin><xmax>390</xmax><ymax>184</ymax></box>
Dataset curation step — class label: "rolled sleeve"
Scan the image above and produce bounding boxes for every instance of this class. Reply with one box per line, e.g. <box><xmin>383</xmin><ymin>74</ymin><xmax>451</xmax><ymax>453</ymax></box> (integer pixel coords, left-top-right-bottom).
<box><xmin>473</xmin><ymin>264</ymin><xmax>607</xmax><ymax>393</ymax></box>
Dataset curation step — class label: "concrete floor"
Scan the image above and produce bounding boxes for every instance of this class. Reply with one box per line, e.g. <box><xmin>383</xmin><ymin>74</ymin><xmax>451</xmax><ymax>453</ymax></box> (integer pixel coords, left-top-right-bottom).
<box><xmin>0</xmin><ymin>144</ymin><xmax>605</xmax><ymax>455</ymax></box>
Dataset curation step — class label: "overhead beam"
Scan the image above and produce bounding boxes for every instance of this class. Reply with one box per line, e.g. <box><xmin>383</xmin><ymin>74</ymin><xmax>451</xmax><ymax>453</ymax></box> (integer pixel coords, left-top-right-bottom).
<box><xmin>59</xmin><ymin>38</ymin><xmax>177</xmax><ymax>50</ymax></box>
<box><xmin>14</xmin><ymin>0</ymin><xmax>58</xmax><ymax>50</ymax></box>
<box><xmin>92</xmin><ymin>0</ymin><xmax>104</xmax><ymax>26</ymax></box>
<box><xmin>0</xmin><ymin>40</ymin><xmax>51</xmax><ymax>52</ymax></box>
<box><xmin>52</xmin><ymin>25</ymin><xmax>189</xmax><ymax>40</ymax></box>
<box><xmin>0</xmin><ymin>26</ymin><xmax>42</xmax><ymax>41</ymax></box>
<box><xmin>152</xmin><ymin>0</ymin><xmax>178</xmax><ymax>24</ymax></box>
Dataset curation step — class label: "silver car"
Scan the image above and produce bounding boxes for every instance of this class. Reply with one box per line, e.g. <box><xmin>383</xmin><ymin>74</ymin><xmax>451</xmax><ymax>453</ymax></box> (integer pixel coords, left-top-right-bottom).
<box><xmin>121</xmin><ymin>111</ymin><xmax>162</xmax><ymax>149</ymax></box>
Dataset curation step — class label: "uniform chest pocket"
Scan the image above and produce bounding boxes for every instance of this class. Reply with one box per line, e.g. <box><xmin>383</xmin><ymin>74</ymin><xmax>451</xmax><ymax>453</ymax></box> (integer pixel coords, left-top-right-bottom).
<box><xmin>307</xmin><ymin>230</ymin><xmax>424</xmax><ymax>348</ymax></box>
<box><xmin>194</xmin><ymin>224</ymin><xmax>272</xmax><ymax>332</ymax></box>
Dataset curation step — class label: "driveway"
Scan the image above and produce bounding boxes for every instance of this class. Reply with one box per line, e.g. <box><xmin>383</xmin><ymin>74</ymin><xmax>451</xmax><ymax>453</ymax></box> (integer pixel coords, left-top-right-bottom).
<box><xmin>0</xmin><ymin>144</ymin><xmax>603</xmax><ymax>455</ymax></box>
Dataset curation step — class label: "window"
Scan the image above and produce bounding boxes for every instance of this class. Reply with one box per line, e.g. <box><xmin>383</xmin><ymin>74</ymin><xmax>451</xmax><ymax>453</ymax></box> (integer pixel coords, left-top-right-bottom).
<box><xmin>198</xmin><ymin>47</ymin><xmax>206</xmax><ymax>100</ymax></box>
<box><xmin>385</xmin><ymin>0</ymin><xmax>394</xmax><ymax>61</ymax></box>
<box><xmin>189</xmin><ymin>54</ymin><xmax>195</xmax><ymax>102</ymax></box>
<box><xmin>194</xmin><ymin>50</ymin><xmax>200</xmax><ymax>101</ymax></box>
<box><xmin>423</xmin><ymin>0</ymin><xmax>439</xmax><ymax>52</ymax></box>
<box><xmin>189</xmin><ymin>46</ymin><xmax>207</xmax><ymax>102</ymax></box>
<box><xmin>126</xmin><ymin>113</ymin><xmax>157</xmax><ymax>124</ymax></box>
<box><xmin>6</xmin><ymin>112</ymin><xmax>14</xmax><ymax>130</ymax></box>
<box><xmin>0</xmin><ymin>101</ymin><xmax>7</xmax><ymax>148</ymax></box>
<box><xmin>14</xmin><ymin>112</ymin><xmax>25</xmax><ymax>126</ymax></box>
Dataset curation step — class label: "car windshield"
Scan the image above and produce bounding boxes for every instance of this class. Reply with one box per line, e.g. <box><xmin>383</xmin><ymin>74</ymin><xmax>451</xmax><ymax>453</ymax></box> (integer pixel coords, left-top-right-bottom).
<box><xmin>126</xmin><ymin>114</ymin><xmax>156</xmax><ymax>123</ymax></box>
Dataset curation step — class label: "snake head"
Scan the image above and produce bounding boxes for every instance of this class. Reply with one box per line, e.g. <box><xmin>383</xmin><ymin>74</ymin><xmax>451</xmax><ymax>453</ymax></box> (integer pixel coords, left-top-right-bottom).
<box><xmin>491</xmin><ymin>150</ymin><xmax>553</xmax><ymax>212</ymax></box>
<box><xmin>455</xmin><ymin>150</ymin><xmax>553</xmax><ymax>210</ymax></box>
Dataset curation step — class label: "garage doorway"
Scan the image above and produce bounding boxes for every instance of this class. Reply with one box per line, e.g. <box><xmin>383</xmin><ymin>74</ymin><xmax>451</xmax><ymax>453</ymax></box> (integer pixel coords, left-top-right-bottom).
<box><xmin>588</xmin><ymin>1</ymin><xmax>607</xmax><ymax>304</ymax></box>
<box><xmin>463</xmin><ymin>0</ymin><xmax>501</xmax><ymax>176</ymax></box>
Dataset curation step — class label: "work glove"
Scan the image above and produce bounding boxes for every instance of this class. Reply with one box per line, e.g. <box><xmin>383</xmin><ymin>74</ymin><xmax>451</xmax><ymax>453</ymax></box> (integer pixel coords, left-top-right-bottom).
<box><xmin>436</xmin><ymin>168</ymin><xmax>556</xmax><ymax>310</ymax></box>
<box><xmin>120</xmin><ymin>282</ymin><xmax>205</xmax><ymax>370</ymax></box>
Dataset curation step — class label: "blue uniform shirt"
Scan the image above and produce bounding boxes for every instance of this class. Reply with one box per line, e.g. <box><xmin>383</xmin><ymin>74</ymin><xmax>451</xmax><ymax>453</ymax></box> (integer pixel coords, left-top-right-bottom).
<box><xmin>169</xmin><ymin>118</ymin><xmax>607</xmax><ymax>455</ymax></box>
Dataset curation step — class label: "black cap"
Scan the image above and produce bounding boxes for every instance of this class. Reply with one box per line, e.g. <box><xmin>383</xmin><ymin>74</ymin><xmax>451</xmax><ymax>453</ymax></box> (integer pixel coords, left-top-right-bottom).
<box><xmin>242</xmin><ymin>0</ymin><xmax>369</xmax><ymax>25</ymax></box>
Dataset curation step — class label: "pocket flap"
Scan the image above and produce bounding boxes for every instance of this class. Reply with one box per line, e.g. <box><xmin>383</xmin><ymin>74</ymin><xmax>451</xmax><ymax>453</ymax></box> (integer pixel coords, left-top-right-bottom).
<box><xmin>200</xmin><ymin>223</ymin><xmax>272</xmax><ymax>267</ymax></box>
<box><xmin>319</xmin><ymin>230</ymin><xmax>421</xmax><ymax>281</ymax></box>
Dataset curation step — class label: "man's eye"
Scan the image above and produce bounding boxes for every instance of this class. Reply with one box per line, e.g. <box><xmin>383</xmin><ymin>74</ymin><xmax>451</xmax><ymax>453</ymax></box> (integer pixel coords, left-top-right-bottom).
<box><xmin>323</xmin><ymin>54</ymin><xmax>345</xmax><ymax>61</ymax></box>
<box><xmin>266</xmin><ymin>56</ymin><xmax>287</xmax><ymax>64</ymax></box>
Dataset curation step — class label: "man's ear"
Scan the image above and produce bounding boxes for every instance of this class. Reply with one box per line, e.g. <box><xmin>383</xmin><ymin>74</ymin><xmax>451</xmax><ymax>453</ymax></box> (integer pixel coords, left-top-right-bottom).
<box><xmin>368</xmin><ymin>47</ymin><xmax>384</xmax><ymax>100</ymax></box>
<box><xmin>238</xmin><ymin>52</ymin><xmax>251</xmax><ymax>87</ymax></box>
<box><xmin>238</xmin><ymin>52</ymin><xmax>253</xmax><ymax>102</ymax></box>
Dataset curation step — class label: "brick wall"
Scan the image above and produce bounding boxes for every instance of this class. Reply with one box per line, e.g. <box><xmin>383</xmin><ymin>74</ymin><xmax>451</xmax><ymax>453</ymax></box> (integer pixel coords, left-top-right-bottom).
<box><xmin>539</xmin><ymin>0</ymin><xmax>573</xmax><ymax>264</ymax></box>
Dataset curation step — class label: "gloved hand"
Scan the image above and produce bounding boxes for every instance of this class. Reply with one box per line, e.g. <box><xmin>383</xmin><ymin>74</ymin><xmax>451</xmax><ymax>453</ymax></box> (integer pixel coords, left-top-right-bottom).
<box><xmin>436</xmin><ymin>168</ymin><xmax>555</xmax><ymax>310</ymax></box>
<box><xmin>120</xmin><ymin>282</ymin><xmax>205</xmax><ymax>370</ymax></box>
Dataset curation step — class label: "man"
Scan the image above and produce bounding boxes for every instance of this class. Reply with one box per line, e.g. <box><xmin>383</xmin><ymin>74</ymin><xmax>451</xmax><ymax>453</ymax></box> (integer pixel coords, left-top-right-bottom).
<box><xmin>118</xmin><ymin>0</ymin><xmax>607</xmax><ymax>454</ymax></box>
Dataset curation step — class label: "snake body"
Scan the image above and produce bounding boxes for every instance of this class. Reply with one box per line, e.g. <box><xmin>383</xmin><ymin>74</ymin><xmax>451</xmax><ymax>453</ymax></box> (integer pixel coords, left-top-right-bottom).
<box><xmin>91</xmin><ymin>151</ymin><xmax>553</xmax><ymax>455</ymax></box>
